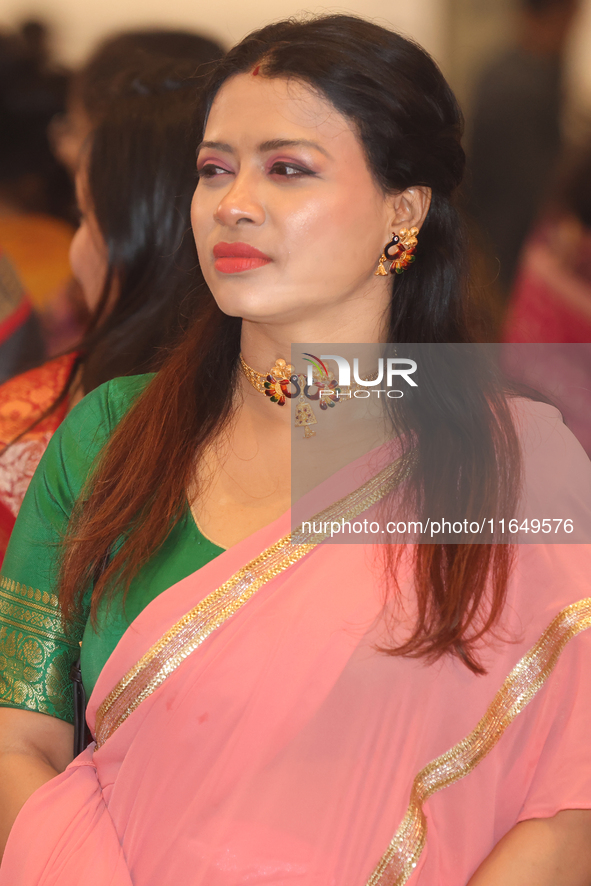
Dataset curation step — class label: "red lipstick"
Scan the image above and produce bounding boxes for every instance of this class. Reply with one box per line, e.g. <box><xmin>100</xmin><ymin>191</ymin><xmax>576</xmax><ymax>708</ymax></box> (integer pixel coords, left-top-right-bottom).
<box><xmin>213</xmin><ymin>242</ymin><xmax>272</xmax><ymax>274</ymax></box>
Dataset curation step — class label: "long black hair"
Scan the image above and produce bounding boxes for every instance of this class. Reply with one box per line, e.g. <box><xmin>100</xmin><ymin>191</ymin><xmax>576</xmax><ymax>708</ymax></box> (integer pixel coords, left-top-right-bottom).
<box><xmin>77</xmin><ymin>57</ymin><xmax>211</xmax><ymax>391</ymax></box>
<box><xmin>4</xmin><ymin>45</ymin><xmax>223</xmax><ymax>442</ymax></box>
<box><xmin>73</xmin><ymin>29</ymin><xmax>224</xmax><ymax>124</ymax></box>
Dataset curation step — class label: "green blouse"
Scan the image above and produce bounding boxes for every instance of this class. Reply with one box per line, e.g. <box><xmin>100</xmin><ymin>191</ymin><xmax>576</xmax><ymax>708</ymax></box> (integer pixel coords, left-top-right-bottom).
<box><xmin>0</xmin><ymin>375</ymin><xmax>223</xmax><ymax>724</ymax></box>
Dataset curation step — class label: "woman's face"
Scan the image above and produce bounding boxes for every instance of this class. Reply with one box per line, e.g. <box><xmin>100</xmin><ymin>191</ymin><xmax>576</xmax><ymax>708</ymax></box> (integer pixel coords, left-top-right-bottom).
<box><xmin>49</xmin><ymin>97</ymin><xmax>93</xmax><ymax>177</ymax></box>
<box><xmin>69</xmin><ymin>169</ymin><xmax>109</xmax><ymax>311</ymax></box>
<box><xmin>192</xmin><ymin>73</ymin><xmax>398</xmax><ymax>329</ymax></box>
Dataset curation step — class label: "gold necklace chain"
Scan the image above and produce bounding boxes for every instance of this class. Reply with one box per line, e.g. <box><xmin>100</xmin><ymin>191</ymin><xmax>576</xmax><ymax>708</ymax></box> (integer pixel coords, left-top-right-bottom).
<box><xmin>239</xmin><ymin>353</ymin><xmax>274</xmax><ymax>394</ymax></box>
<box><xmin>239</xmin><ymin>353</ymin><xmax>378</xmax><ymax>396</ymax></box>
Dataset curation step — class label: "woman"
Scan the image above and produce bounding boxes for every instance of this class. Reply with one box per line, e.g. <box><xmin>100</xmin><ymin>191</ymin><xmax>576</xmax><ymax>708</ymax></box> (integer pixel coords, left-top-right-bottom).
<box><xmin>44</xmin><ymin>29</ymin><xmax>224</xmax><ymax>355</ymax></box>
<box><xmin>0</xmin><ymin>55</ymin><xmax>216</xmax><ymax>557</ymax></box>
<box><xmin>0</xmin><ymin>15</ymin><xmax>590</xmax><ymax>885</ymax></box>
<box><xmin>504</xmin><ymin>148</ymin><xmax>591</xmax><ymax>345</ymax></box>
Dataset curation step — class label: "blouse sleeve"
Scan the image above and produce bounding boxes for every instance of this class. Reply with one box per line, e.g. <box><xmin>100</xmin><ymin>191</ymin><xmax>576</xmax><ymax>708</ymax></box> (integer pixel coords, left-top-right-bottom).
<box><xmin>0</xmin><ymin>380</ymin><xmax>121</xmax><ymax>723</ymax></box>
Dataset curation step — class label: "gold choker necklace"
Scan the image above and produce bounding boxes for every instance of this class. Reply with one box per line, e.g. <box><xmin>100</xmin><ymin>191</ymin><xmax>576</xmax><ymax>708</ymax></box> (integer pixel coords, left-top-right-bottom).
<box><xmin>239</xmin><ymin>354</ymin><xmax>375</xmax><ymax>438</ymax></box>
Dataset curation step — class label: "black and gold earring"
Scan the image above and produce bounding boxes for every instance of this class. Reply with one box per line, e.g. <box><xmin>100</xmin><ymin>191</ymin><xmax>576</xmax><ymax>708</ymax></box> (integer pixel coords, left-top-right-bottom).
<box><xmin>375</xmin><ymin>227</ymin><xmax>418</xmax><ymax>276</ymax></box>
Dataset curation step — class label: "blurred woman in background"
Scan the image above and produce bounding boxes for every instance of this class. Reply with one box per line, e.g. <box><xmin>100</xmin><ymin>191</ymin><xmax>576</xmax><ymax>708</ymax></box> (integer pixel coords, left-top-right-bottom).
<box><xmin>43</xmin><ymin>28</ymin><xmax>224</xmax><ymax>354</ymax></box>
<box><xmin>51</xmin><ymin>28</ymin><xmax>224</xmax><ymax>178</ymax></box>
<box><xmin>504</xmin><ymin>148</ymin><xmax>591</xmax><ymax>343</ymax></box>
<box><xmin>0</xmin><ymin>47</ymin><xmax>222</xmax><ymax>557</ymax></box>
<box><xmin>504</xmin><ymin>148</ymin><xmax>591</xmax><ymax>454</ymax></box>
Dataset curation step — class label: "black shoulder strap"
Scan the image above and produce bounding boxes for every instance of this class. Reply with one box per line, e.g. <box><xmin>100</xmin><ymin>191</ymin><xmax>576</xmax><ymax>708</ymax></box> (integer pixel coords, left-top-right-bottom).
<box><xmin>70</xmin><ymin>549</ymin><xmax>111</xmax><ymax>756</ymax></box>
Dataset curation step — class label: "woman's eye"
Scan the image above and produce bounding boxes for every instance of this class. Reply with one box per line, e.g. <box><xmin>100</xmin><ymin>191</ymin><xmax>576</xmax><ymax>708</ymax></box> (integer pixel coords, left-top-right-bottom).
<box><xmin>197</xmin><ymin>163</ymin><xmax>231</xmax><ymax>178</ymax></box>
<box><xmin>270</xmin><ymin>162</ymin><xmax>312</xmax><ymax>178</ymax></box>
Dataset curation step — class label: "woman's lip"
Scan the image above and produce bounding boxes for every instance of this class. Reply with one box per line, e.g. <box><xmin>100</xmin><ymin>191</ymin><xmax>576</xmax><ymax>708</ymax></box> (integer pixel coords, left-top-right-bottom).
<box><xmin>213</xmin><ymin>241</ymin><xmax>271</xmax><ymax>260</ymax></box>
<box><xmin>214</xmin><ymin>256</ymin><xmax>271</xmax><ymax>274</ymax></box>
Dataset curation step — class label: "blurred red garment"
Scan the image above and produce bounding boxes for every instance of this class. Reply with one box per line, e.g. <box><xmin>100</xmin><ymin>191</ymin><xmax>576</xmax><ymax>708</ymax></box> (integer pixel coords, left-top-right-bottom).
<box><xmin>504</xmin><ymin>219</ymin><xmax>591</xmax><ymax>343</ymax></box>
<box><xmin>503</xmin><ymin>220</ymin><xmax>591</xmax><ymax>456</ymax></box>
<box><xmin>0</xmin><ymin>350</ymin><xmax>78</xmax><ymax>561</ymax></box>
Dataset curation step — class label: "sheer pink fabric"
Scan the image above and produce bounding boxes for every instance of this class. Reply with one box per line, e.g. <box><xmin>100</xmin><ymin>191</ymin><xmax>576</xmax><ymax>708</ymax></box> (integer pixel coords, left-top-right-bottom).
<box><xmin>2</xmin><ymin>400</ymin><xmax>591</xmax><ymax>886</ymax></box>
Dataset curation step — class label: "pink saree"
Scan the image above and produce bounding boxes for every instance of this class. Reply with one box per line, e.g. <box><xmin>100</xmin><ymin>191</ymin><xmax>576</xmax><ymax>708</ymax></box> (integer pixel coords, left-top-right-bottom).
<box><xmin>2</xmin><ymin>399</ymin><xmax>591</xmax><ymax>886</ymax></box>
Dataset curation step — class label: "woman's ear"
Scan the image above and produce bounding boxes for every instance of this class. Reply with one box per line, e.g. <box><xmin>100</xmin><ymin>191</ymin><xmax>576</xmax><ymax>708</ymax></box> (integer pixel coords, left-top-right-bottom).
<box><xmin>386</xmin><ymin>186</ymin><xmax>432</xmax><ymax>236</ymax></box>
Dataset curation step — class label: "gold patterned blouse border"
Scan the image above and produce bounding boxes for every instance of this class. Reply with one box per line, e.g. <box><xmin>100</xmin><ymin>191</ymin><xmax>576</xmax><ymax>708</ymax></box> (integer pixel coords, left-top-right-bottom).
<box><xmin>0</xmin><ymin>576</ymin><xmax>63</xmax><ymax>640</ymax></box>
<box><xmin>366</xmin><ymin>596</ymin><xmax>591</xmax><ymax>886</ymax></box>
<box><xmin>0</xmin><ymin>576</ymin><xmax>82</xmax><ymax>722</ymax></box>
<box><xmin>94</xmin><ymin>454</ymin><xmax>413</xmax><ymax>748</ymax></box>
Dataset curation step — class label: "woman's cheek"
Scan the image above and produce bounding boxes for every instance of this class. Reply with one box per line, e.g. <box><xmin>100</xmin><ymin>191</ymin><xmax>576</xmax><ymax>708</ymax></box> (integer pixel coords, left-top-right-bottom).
<box><xmin>190</xmin><ymin>188</ymin><xmax>212</xmax><ymax>265</ymax></box>
<box><xmin>69</xmin><ymin>222</ymin><xmax>107</xmax><ymax>311</ymax></box>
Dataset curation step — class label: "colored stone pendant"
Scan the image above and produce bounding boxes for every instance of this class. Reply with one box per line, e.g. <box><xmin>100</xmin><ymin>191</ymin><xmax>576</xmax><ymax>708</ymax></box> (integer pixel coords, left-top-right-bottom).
<box><xmin>295</xmin><ymin>378</ymin><xmax>317</xmax><ymax>438</ymax></box>
<box><xmin>240</xmin><ymin>355</ymin><xmax>361</xmax><ymax>440</ymax></box>
<box><xmin>262</xmin><ymin>358</ymin><xmax>298</xmax><ymax>405</ymax></box>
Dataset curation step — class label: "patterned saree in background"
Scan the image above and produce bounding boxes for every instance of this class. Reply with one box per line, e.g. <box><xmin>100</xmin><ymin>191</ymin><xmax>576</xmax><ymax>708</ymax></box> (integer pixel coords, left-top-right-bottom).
<box><xmin>0</xmin><ymin>352</ymin><xmax>78</xmax><ymax>560</ymax></box>
<box><xmin>1</xmin><ymin>400</ymin><xmax>591</xmax><ymax>886</ymax></box>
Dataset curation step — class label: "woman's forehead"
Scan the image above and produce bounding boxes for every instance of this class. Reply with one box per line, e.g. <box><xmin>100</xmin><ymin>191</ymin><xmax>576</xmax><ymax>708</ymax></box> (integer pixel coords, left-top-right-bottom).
<box><xmin>203</xmin><ymin>73</ymin><xmax>357</xmax><ymax>153</ymax></box>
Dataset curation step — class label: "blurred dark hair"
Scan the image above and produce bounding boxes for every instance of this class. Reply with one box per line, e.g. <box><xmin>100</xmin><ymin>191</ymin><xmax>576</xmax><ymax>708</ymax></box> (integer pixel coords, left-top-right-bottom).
<box><xmin>19</xmin><ymin>19</ymin><xmax>50</xmax><ymax>68</ymax></box>
<box><xmin>72</xmin><ymin>29</ymin><xmax>224</xmax><ymax>125</ymax></box>
<box><xmin>0</xmin><ymin>31</ymin><xmax>71</xmax><ymax>215</ymax></box>
<box><xmin>521</xmin><ymin>0</ymin><xmax>578</xmax><ymax>15</ymax></box>
<box><xmin>60</xmin><ymin>15</ymin><xmax>522</xmax><ymax>676</ymax></box>
<box><xmin>75</xmin><ymin>57</ymin><xmax>213</xmax><ymax>391</ymax></box>
<box><xmin>8</xmin><ymin>49</ymin><xmax>219</xmax><ymax>436</ymax></box>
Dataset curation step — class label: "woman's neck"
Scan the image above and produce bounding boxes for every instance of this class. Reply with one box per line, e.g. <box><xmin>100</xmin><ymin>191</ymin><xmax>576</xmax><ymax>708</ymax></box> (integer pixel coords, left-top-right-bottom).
<box><xmin>240</xmin><ymin>303</ymin><xmax>388</xmax><ymax>375</ymax></box>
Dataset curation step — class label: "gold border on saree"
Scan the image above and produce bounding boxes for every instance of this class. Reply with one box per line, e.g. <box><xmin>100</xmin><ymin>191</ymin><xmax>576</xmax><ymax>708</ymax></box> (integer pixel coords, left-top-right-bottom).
<box><xmin>366</xmin><ymin>596</ymin><xmax>591</xmax><ymax>886</ymax></box>
<box><xmin>95</xmin><ymin>454</ymin><xmax>412</xmax><ymax>747</ymax></box>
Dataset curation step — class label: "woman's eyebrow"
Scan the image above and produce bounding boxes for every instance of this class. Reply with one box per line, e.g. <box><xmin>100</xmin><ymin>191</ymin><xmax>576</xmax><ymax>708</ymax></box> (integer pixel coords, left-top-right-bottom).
<box><xmin>196</xmin><ymin>138</ymin><xmax>331</xmax><ymax>158</ymax></box>
<box><xmin>197</xmin><ymin>140</ymin><xmax>233</xmax><ymax>155</ymax></box>
<box><xmin>258</xmin><ymin>138</ymin><xmax>331</xmax><ymax>158</ymax></box>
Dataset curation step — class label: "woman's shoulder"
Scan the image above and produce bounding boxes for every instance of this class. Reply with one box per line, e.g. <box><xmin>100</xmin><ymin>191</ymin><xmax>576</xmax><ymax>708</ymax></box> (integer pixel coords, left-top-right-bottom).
<box><xmin>28</xmin><ymin>373</ymin><xmax>156</xmax><ymax>506</ymax></box>
<box><xmin>89</xmin><ymin>373</ymin><xmax>155</xmax><ymax>425</ymax></box>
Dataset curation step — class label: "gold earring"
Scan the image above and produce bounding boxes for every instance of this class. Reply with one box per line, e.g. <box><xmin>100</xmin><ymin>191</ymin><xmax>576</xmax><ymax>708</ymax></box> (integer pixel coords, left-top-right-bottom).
<box><xmin>399</xmin><ymin>227</ymin><xmax>419</xmax><ymax>250</ymax></box>
<box><xmin>374</xmin><ymin>251</ymin><xmax>389</xmax><ymax>276</ymax></box>
<box><xmin>375</xmin><ymin>227</ymin><xmax>419</xmax><ymax>276</ymax></box>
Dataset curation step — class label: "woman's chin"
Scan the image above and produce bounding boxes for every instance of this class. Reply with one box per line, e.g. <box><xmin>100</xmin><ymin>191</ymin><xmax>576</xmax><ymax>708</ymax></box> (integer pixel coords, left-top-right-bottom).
<box><xmin>213</xmin><ymin>291</ymin><xmax>305</xmax><ymax>325</ymax></box>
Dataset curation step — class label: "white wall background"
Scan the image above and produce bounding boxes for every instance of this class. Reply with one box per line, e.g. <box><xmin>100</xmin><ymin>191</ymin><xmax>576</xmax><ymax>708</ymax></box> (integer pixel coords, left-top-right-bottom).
<box><xmin>2</xmin><ymin>0</ymin><xmax>591</xmax><ymax>126</ymax></box>
<box><xmin>0</xmin><ymin>0</ymin><xmax>449</xmax><ymax>70</ymax></box>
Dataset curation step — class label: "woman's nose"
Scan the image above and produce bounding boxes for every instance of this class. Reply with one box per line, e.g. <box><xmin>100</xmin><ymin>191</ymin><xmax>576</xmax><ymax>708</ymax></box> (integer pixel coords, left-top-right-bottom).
<box><xmin>214</xmin><ymin>173</ymin><xmax>265</xmax><ymax>226</ymax></box>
